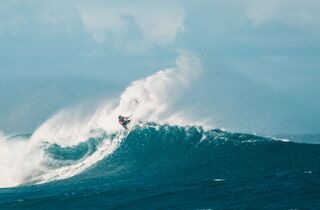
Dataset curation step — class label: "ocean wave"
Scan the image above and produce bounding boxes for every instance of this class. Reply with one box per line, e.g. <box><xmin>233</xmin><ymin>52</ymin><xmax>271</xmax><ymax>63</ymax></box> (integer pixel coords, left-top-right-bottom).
<box><xmin>2</xmin><ymin>122</ymin><xmax>320</xmax><ymax>188</ymax></box>
<box><xmin>1</xmin><ymin>123</ymin><xmax>320</xmax><ymax>210</ymax></box>
<box><xmin>34</xmin><ymin>122</ymin><xmax>320</xmax><ymax>186</ymax></box>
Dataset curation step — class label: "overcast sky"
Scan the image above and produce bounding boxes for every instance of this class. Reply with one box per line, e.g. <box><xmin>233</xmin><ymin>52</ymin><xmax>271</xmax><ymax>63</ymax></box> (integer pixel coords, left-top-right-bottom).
<box><xmin>0</xmin><ymin>0</ymin><xmax>319</xmax><ymax>135</ymax></box>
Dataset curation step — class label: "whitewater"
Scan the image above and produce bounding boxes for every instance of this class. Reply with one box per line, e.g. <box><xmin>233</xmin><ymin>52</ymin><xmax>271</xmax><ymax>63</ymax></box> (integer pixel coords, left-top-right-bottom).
<box><xmin>1</xmin><ymin>51</ymin><xmax>320</xmax><ymax>209</ymax></box>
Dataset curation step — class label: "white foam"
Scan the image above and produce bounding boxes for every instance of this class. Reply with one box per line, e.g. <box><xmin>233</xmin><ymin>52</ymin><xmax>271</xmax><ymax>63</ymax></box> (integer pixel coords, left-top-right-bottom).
<box><xmin>36</xmin><ymin>132</ymin><xmax>125</xmax><ymax>184</ymax></box>
<box><xmin>0</xmin><ymin>133</ymin><xmax>44</xmax><ymax>188</ymax></box>
<box><xmin>213</xmin><ymin>178</ymin><xmax>226</xmax><ymax>182</ymax></box>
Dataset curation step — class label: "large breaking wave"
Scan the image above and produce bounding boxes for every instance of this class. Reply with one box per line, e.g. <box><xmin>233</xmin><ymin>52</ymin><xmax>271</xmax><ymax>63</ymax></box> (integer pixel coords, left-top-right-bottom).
<box><xmin>0</xmin><ymin>50</ymin><xmax>203</xmax><ymax>188</ymax></box>
<box><xmin>1</xmin><ymin>122</ymin><xmax>320</xmax><ymax>209</ymax></box>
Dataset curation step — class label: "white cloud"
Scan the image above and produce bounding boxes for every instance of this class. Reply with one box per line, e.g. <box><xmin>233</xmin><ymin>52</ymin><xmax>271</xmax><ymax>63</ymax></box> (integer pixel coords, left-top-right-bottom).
<box><xmin>77</xmin><ymin>2</ymin><xmax>185</xmax><ymax>49</ymax></box>
<box><xmin>0</xmin><ymin>1</ymin><xmax>185</xmax><ymax>52</ymax></box>
<box><xmin>128</xmin><ymin>5</ymin><xmax>185</xmax><ymax>45</ymax></box>
<box><xmin>78</xmin><ymin>6</ymin><xmax>128</xmax><ymax>43</ymax></box>
<box><xmin>244</xmin><ymin>0</ymin><xmax>320</xmax><ymax>32</ymax></box>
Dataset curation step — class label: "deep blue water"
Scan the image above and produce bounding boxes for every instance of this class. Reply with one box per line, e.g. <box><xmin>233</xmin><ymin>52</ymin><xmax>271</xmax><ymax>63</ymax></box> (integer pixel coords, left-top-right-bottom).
<box><xmin>1</xmin><ymin>123</ymin><xmax>320</xmax><ymax>209</ymax></box>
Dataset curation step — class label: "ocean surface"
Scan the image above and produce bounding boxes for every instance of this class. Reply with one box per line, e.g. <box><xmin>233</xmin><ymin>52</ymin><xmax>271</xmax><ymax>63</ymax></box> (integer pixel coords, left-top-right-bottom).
<box><xmin>0</xmin><ymin>123</ymin><xmax>320</xmax><ymax>210</ymax></box>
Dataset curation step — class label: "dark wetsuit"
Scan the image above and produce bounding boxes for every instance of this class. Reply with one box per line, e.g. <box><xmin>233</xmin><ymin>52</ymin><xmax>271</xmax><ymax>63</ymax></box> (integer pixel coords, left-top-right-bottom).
<box><xmin>119</xmin><ymin>116</ymin><xmax>131</xmax><ymax>129</ymax></box>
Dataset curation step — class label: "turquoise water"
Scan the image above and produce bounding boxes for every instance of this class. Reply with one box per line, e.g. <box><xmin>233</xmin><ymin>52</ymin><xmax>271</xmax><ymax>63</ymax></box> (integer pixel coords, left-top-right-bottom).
<box><xmin>1</xmin><ymin>123</ymin><xmax>320</xmax><ymax>209</ymax></box>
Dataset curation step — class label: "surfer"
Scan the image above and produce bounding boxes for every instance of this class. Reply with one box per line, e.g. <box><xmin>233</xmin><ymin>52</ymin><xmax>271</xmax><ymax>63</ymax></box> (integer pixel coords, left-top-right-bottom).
<box><xmin>118</xmin><ymin>115</ymin><xmax>131</xmax><ymax>130</ymax></box>
<box><xmin>118</xmin><ymin>99</ymin><xmax>138</xmax><ymax>130</ymax></box>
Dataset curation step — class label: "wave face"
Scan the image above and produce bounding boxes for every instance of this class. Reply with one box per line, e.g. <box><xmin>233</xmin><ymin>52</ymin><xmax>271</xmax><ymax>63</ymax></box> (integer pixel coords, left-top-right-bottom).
<box><xmin>1</xmin><ymin>123</ymin><xmax>320</xmax><ymax>210</ymax></box>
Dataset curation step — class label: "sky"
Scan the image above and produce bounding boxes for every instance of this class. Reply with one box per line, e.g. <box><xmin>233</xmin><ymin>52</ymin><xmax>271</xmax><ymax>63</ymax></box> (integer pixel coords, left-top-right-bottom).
<box><xmin>0</xmin><ymin>0</ymin><xmax>319</xmax><ymax>135</ymax></box>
